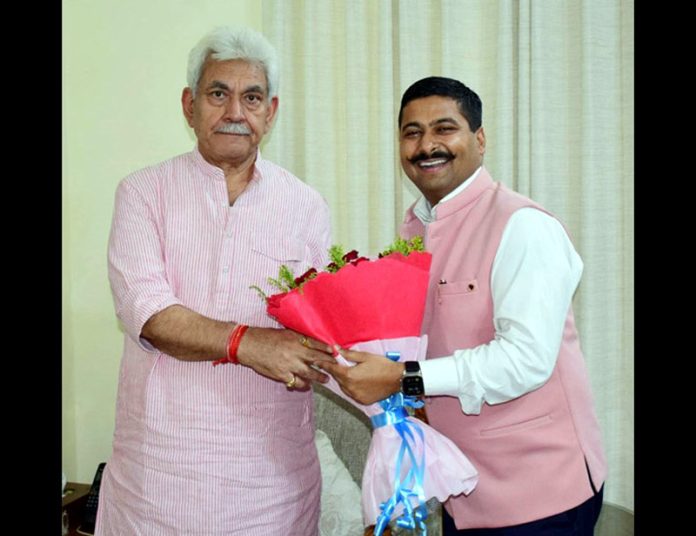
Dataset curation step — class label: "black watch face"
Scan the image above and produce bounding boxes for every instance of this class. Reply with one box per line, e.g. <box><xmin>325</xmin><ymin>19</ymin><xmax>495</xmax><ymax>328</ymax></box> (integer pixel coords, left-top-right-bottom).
<box><xmin>402</xmin><ymin>376</ymin><xmax>424</xmax><ymax>396</ymax></box>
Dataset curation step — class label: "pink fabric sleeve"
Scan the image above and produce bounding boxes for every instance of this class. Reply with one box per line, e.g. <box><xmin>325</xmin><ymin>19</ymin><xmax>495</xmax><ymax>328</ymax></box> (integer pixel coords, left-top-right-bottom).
<box><xmin>107</xmin><ymin>179</ymin><xmax>182</xmax><ymax>352</ymax></box>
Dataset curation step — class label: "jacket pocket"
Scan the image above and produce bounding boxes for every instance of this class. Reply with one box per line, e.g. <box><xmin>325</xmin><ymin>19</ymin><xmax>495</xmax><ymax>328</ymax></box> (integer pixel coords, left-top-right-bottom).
<box><xmin>480</xmin><ymin>414</ymin><xmax>552</xmax><ymax>438</ymax></box>
<box><xmin>437</xmin><ymin>278</ymin><xmax>479</xmax><ymax>304</ymax></box>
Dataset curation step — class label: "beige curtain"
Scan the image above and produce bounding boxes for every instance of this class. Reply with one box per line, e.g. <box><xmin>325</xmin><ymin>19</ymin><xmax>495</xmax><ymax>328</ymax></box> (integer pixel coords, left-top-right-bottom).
<box><xmin>262</xmin><ymin>0</ymin><xmax>633</xmax><ymax>512</ymax></box>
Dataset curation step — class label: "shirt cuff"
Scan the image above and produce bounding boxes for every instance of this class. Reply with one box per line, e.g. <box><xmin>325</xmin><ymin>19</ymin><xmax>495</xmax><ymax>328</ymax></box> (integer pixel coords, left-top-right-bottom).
<box><xmin>420</xmin><ymin>356</ymin><xmax>461</xmax><ymax>396</ymax></box>
<box><xmin>130</xmin><ymin>296</ymin><xmax>183</xmax><ymax>353</ymax></box>
<box><xmin>421</xmin><ymin>355</ymin><xmax>486</xmax><ymax>415</ymax></box>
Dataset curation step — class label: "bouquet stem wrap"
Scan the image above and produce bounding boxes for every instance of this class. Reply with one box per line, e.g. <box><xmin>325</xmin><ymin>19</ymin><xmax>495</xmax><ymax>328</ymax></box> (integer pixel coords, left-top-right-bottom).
<box><xmin>370</xmin><ymin>361</ymin><xmax>427</xmax><ymax>535</ymax></box>
<box><xmin>326</xmin><ymin>337</ymin><xmax>478</xmax><ymax>531</ymax></box>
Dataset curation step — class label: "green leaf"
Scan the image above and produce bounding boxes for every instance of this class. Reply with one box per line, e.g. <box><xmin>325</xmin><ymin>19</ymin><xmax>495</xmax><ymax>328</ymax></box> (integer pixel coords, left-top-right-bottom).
<box><xmin>379</xmin><ymin>236</ymin><xmax>425</xmax><ymax>257</ymax></box>
<box><xmin>328</xmin><ymin>244</ymin><xmax>346</xmax><ymax>269</ymax></box>
<box><xmin>249</xmin><ymin>285</ymin><xmax>269</xmax><ymax>301</ymax></box>
<box><xmin>278</xmin><ymin>265</ymin><xmax>296</xmax><ymax>288</ymax></box>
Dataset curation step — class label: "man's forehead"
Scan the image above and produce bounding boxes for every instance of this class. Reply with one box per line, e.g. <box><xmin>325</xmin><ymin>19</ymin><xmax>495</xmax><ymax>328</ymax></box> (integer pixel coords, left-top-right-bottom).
<box><xmin>401</xmin><ymin>96</ymin><xmax>465</xmax><ymax>127</ymax></box>
<box><xmin>200</xmin><ymin>58</ymin><xmax>268</xmax><ymax>89</ymax></box>
<box><xmin>403</xmin><ymin>95</ymin><xmax>461</xmax><ymax>115</ymax></box>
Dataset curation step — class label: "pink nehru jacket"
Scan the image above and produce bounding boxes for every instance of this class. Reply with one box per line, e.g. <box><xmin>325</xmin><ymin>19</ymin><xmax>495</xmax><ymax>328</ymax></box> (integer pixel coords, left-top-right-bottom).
<box><xmin>401</xmin><ymin>168</ymin><xmax>607</xmax><ymax>529</ymax></box>
<box><xmin>97</xmin><ymin>148</ymin><xmax>331</xmax><ymax>535</ymax></box>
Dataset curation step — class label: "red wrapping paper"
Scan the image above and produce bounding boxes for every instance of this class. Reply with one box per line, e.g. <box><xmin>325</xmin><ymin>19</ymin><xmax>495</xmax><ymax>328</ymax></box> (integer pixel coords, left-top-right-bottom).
<box><xmin>266</xmin><ymin>251</ymin><xmax>432</xmax><ymax>346</ymax></box>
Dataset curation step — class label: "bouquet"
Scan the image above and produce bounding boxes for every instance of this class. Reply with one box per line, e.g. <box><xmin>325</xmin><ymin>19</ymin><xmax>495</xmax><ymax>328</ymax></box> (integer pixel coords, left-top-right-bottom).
<box><xmin>253</xmin><ymin>239</ymin><xmax>478</xmax><ymax>534</ymax></box>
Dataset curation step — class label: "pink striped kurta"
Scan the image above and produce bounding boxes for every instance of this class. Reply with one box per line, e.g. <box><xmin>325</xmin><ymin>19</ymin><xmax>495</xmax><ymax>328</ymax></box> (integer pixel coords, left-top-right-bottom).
<box><xmin>97</xmin><ymin>147</ymin><xmax>331</xmax><ymax>535</ymax></box>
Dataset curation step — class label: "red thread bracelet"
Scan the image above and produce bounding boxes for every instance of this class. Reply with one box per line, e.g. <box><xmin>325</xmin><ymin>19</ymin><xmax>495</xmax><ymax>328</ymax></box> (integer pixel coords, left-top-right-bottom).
<box><xmin>227</xmin><ymin>324</ymin><xmax>248</xmax><ymax>364</ymax></box>
<box><xmin>212</xmin><ymin>324</ymin><xmax>249</xmax><ymax>366</ymax></box>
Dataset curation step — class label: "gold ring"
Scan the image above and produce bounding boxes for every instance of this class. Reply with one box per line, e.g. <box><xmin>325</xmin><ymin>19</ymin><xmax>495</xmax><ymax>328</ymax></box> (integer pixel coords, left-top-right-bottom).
<box><xmin>285</xmin><ymin>374</ymin><xmax>297</xmax><ymax>389</ymax></box>
<box><xmin>300</xmin><ymin>336</ymin><xmax>309</xmax><ymax>348</ymax></box>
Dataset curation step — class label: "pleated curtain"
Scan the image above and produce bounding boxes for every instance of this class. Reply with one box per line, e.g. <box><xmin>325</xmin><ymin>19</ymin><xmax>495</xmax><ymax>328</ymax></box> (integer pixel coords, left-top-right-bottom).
<box><xmin>261</xmin><ymin>0</ymin><xmax>634</xmax><ymax>512</ymax></box>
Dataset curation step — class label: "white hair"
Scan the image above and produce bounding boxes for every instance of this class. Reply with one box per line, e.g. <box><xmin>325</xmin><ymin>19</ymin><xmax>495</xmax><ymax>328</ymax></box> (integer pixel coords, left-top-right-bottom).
<box><xmin>187</xmin><ymin>27</ymin><xmax>279</xmax><ymax>98</ymax></box>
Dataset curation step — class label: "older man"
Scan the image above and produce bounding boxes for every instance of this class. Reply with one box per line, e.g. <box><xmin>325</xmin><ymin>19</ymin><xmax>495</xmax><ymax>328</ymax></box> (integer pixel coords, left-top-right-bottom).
<box><xmin>96</xmin><ymin>27</ymin><xmax>333</xmax><ymax>535</ymax></box>
<box><xmin>321</xmin><ymin>77</ymin><xmax>607</xmax><ymax>535</ymax></box>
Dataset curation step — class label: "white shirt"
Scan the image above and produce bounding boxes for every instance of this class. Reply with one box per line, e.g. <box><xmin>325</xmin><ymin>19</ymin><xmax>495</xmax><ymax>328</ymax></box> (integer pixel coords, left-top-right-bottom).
<box><xmin>414</xmin><ymin>167</ymin><xmax>584</xmax><ymax>415</ymax></box>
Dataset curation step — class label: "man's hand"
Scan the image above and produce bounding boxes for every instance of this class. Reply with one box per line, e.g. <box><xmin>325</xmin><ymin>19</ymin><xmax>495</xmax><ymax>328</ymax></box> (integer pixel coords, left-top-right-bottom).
<box><xmin>318</xmin><ymin>348</ymin><xmax>405</xmax><ymax>404</ymax></box>
<box><xmin>237</xmin><ymin>327</ymin><xmax>335</xmax><ymax>390</ymax></box>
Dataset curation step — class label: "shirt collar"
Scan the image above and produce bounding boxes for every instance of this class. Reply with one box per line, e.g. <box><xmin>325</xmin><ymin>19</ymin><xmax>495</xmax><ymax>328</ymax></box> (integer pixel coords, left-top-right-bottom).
<box><xmin>413</xmin><ymin>166</ymin><xmax>483</xmax><ymax>224</ymax></box>
<box><xmin>191</xmin><ymin>144</ymin><xmax>264</xmax><ymax>183</ymax></box>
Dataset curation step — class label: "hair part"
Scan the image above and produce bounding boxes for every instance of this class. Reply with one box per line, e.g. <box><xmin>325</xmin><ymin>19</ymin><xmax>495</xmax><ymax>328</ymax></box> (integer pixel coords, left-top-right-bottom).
<box><xmin>187</xmin><ymin>26</ymin><xmax>279</xmax><ymax>98</ymax></box>
<box><xmin>398</xmin><ymin>76</ymin><xmax>482</xmax><ymax>131</ymax></box>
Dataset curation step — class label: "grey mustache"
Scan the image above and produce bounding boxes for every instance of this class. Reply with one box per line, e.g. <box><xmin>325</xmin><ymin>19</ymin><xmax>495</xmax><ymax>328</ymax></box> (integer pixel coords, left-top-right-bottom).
<box><xmin>216</xmin><ymin>123</ymin><xmax>251</xmax><ymax>134</ymax></box>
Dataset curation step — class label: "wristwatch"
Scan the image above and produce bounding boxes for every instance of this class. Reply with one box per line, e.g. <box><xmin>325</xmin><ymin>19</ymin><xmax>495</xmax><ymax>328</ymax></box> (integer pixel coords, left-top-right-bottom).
<box><xmin>400</xmin><ymin>361</ymin><xmax>424</xmax><ymax>397</ymax></box>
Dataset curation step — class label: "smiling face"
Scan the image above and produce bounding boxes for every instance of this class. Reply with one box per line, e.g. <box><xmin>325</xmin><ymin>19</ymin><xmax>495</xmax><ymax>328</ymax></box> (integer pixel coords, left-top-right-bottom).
<box><xmin>399</xmin><ymin>95</ymin><xmax>486</xmax><ymax>206</ymax></box>
<box><xmin>182</xmin><ymin>58</ymin><xmax>278</xmax><ymax>170</ymax></box>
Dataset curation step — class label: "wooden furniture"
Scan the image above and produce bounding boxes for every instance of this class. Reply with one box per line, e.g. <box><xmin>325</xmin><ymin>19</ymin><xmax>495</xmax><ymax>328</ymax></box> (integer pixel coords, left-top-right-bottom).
<box><xmin>62</xmin><ymin>482</ymin><xmax>91</xmax><ymax>536</ymax></box>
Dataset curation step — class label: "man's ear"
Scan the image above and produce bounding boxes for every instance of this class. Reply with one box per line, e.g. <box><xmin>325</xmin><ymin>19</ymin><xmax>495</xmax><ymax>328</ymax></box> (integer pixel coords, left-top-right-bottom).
<box><xmin>476</xmin><ymin>127</ymin><xmax>486</xmax><ymax>155</ymax></box>
<box><xmin>182</xmin><ymin>87</ymin><xmax>195</xmax><ymax>127</ymax></box>
<box><xmin>264</xmin><ymin>96</ymin><xmax>279</xmax><ymax>132</ymax></box>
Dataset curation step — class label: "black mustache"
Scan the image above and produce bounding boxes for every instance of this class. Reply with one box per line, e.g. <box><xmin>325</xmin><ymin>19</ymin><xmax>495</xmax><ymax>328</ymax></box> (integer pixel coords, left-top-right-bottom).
<box><xmin>409</xmin><ymin>150</ymin><xmax>454</xmax><ymax>165</ymax></box>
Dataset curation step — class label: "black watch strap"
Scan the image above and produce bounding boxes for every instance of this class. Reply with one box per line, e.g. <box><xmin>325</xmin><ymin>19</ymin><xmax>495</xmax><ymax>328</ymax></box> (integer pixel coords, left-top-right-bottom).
<box><xmin>405</xmin><ymin>360</ymin><xmax>421</xmax><ymax>373</ymax></box>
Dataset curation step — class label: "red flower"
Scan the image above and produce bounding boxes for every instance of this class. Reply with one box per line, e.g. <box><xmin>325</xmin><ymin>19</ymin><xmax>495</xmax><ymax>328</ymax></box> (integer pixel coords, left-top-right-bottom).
<box><xmin>343</xmin><ymin>250</ymin><xmax>360</xmax><ymax>262</ymax></box>
<box><xmin>294</xmin><ymin>267</ymin><xmax>318</xmax><ymax>286</ymax></box>
<box><xmin>343</xmin><ymin>249</ymin><xmax>369</xmax><ymax>266</ymax></box>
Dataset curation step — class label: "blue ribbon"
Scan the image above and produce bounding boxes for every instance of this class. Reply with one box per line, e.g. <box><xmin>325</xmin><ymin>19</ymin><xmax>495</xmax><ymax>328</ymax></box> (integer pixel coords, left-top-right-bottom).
<box><xmin>370</xmin><ymin>353</ymin><xmax>428</xmax><ymax>536</ymax></box>
<box><xmin>370</xmin><ymin>407</ymin><xmax>408</xmax><ymax>428</ymax></box>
